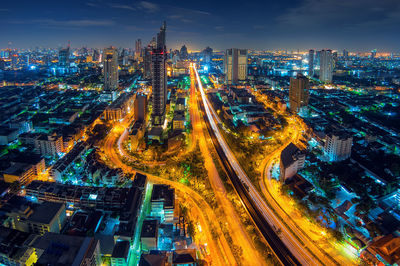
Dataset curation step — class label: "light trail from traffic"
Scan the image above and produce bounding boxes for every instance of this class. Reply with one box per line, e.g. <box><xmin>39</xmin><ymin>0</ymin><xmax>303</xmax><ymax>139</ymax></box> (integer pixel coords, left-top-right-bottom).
<box><xmin>191</xmin><ymin>63</ymin><xmax>319</xmax><ymax>265</ymax></box>
<box><xmin>189</xmin><ymin>67</ymin><xmax>266</xmax><ymax>265</ymax></box>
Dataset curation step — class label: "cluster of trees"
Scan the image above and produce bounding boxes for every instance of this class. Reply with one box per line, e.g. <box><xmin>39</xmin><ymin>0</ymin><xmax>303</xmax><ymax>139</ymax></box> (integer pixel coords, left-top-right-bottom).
<box><xmin>91</xmin><ymin>123</ymin><xmax>112</xmax><ymax>142</ymax></box>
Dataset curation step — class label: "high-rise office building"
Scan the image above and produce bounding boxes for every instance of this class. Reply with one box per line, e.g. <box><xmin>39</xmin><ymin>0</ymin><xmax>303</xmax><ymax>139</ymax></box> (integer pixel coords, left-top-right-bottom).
<box><xmin>289</xmin><ymin>73</ymin><xmax>309</xmax><ymax>113</ymax></box>
<box><xmin>151</xmin><ymin>22</ymin><xmax>167</xmax><ymax>126</ymax></box>
<box><xmin>102</xmin><ymin>47</ymin><xmax>119</xmax><ymax>91</ymax></box>
<box><xmin>180</xmin><ymin>45</ymin><xmax>188</xmax><ymax>60</ymax></box>
<box><xmin>343</xmin><ymin>49</ymin><xmax>349</xmax><ymax>59</ymax></box>
<box><xmin>134</xmin><ymin>93</ymin><xmax>147</xmax><ymax>122</ymax></box>
<box><xmin>143</xmin><ymin>46</ymin><xmax>152</xmax><ymax>79</ymax></box>
<box><xmin>224</xmin><ymin>48</ymin><xmax>248</xmax><ymax>84</ymax></box>
<box><xmin>58</xmin><ymin>47</ymin><xmax>70</xmax><ymax>67</ymax></box>
<box><xmin>319</xmin><ymin>49</ymin><xmax>333</xmax><ymax>83</ymax></box>
<box><xmin>202</xmin><ymin>46</ymin><xmax>213</xmax><ymax>63</ymax></box>
<box><xmin>135</xmin><ymin>39</ymin><xmax>142</xmax><ymax>61</ymax></box>
<box><xmin>332</xmin><ymin>51</ymin><xmax>338</xmax><ymax>68</ymax></box>
<box><xmin>308</xmin><ymin>49</ymin><xmax>314</xmax><ymax>77</ymax></box>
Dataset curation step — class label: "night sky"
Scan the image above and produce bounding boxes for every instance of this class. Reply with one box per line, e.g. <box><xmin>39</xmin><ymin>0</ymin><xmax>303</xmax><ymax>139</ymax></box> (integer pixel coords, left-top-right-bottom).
<box><xmin>1</xmin><ymin>0</ymin><xmax>400</xmax><ymax>51</ymax></box>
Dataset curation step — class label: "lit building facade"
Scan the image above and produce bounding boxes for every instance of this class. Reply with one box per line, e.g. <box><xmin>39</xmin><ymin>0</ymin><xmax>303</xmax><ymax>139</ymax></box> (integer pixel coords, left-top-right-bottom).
<box><xmin>308</xmin><ymin>49</ymin><xmax>314</xmax><ymax>77</ymax></box>
<box><xmin>324</xmin><ymin>132</ymin><xmax>353</xmax><ymax>162</ymax></box>
<box><xmin>280</xmin><ymin>143</ymin><xmax>305</xmax><ymax>180</ymax></box>
<box><xmin>289</xmin><ymin>73</ymin><xmax>309</xmax><ymax>113</ymax></box>
<box><xmin>319</xmin><ymin>49</ymin><xmax>333</xmax><ymax>83</ymax></box>
<box><xmin>151</xmin><ymin>22</ymin><xmax>167</xmax><ymax>126</ymax></box>
<box><xmin>102</xmin><ymin>47</ymin><xmax>119</xmax><ymax>91</ymax></box>
<box><xmin>224</xmin><ymin>48</ymin><xmax>247</xmax><ymax>84</ymax></box>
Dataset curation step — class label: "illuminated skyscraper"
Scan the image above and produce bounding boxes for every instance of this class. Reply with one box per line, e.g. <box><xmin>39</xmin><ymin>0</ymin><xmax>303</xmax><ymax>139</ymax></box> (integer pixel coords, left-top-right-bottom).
<box><xmin>308</xmin><ymin>49</ymin><xmax>314</xmax><ymax>77</ymax></box>
<box><xmin>151</xmin><ymin>22</ymin><xmax>167</xmax><ymax>126</ymax></box>
<box><xmin>180</xmin><ymin>45</ymin><xmax>188</xmax><ymax>60</ymax></box>
<box><xmin>135</xmin><ymin>39</ymin><xmax>142</xmax><ymax>61</ymax></box>
<box><xmin>102</xmin><ymin>47</ymin><xmax>119</xmax><ymax>91</ymax></box>
<box><xmin>202</xmin><ymin>46</ymin><xmax>213</xmax><ymax>63</ymax></box>
<box><xmin>319</xmin><ymin>49</ymin><xmax>333</xmax><ymax>83</ymax></box>
<box><xmin>58</xmin><ymin>47</ymin><xmax>70</xmax><ymax>67</ymax></box>
<box><xmin>289</xmin><ymin>73</ymin><xmax>309</xmax><ymax>113</ymax></box>
<box><xmin>343</xmin><ymin>49</ymin><xmax>349</xmax><ymax>59</ymax></box>
<box><xmin>10</xmin><ymin>52</ymin><xmax>18</xmax><ymax>69</ymax></box>
<box><xmin>143</xmin><ymin>46</ymin><xmax>152</xmax><ymax>79</ymax></box>
<box><xmin>224</xmin><ymin>48</ymin><xmax>247</xmax><ymax>84</ymax></box>
<box><xmin>93</xmin><ymin>49</ymin><xmax>100</xmax><ymax>62</ymax></box>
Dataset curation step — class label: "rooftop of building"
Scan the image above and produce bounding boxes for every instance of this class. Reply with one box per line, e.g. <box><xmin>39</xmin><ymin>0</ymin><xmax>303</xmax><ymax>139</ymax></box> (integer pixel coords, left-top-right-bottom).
<box><xmin>0</xmin><ymin>226</ymin><xmax>33</xmax><ymax>259</ymax></box>
<box><xmin>141</xmin><ymin>219</ymin><xmax>158</xmax><ymax>238</ymax></box>
<box><xmin>3</xmin><ymin>162</ymin><xmax>32</xmax><ymax>176</ymax></box>
<box><xmin>28</xmin><ymin>201</ymin><xmax>65</xmax><ymax>224</ymax></box>
<box><xmin>111</xmin><ymin>240</ymin><xmax>130</xmax><ymax>259</ymax></box>
<box><xmin>280</xmin><ymin>143</ymin><xmax>304</xmax><ymax>168</ymax></box>
<box><xmin>172</xmin><ymin>249</ymin><xmax>197</xmax><ymax>264</ymax></box>
<box><xmin>176</xmin><ymin>97</ymin><xmax>186</xmax><ymax>105</ymax></box>
<box><xmin>139</xmin><ymin>252</ymin><xmax>168</xmax><ymax>266</ymax></box>
<box><xmin>31</xmin><ymin>232</ymin><xmax>95</xmax><ymax>266</ymax></box>
<box><xmin>148</xmin><ymin>127</ymin><xmax>163</xmax><ymax>137</ymax></box>
<box><xmin>151</xmin><ymin>184</ymin><xmax>174</xmax><ymax>209</ymax></box>
<box><xmin>108</xmin><ymin>92</ymin><xmax>134</xmax><ymax>109</ymax></box>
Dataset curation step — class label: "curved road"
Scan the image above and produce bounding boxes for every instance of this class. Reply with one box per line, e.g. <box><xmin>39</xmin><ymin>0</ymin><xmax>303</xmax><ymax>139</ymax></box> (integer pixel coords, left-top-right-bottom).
<box><xmin>102</xmin><ymin>116</ymin><xmax>237</xmax><ymax>266</ymax></box>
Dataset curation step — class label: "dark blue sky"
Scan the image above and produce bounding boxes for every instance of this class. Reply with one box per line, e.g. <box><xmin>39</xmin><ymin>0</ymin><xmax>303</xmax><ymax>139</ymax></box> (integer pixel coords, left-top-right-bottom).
<box><xmin>1</xmin><ymin>0</ymin><xmax>400</xmax><ymax>51</ymax></box>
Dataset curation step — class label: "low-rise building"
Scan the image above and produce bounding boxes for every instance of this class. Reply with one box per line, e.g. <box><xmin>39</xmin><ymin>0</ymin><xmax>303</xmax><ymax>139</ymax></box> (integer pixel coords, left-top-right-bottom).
<box><xmin>51</xmin><ymin>141</ymin><xmax>88</xmax><ymax>181</ymax></box>
<box><xmin>172</xmin><ymin>249</ymin><xmax>197</xmax><ymax>266</ymax></box>
<box><xmin>151</xmin><ymin>185</ymin><xmax>175</xmax><ymax>223</ymax></box>
<box><xmin>172</xmin><ymin>112</ymin><xmax>185</xmax><ymax>131</ymax></box>
<box><xmin>34</xmin><ymin>133</ymin><xmax>63</xmax><ymax>157</ymax></box>
<box><xmin>105</xmin><ymin>92</ymin><xmax>134</xmax><ymax>121</ymax></box>
<box><xmin>128</xmin><ymin>120</ymin><xmax>145</xmax><ymax>151</ymax></box>
<box><xmin>111</xmin><ymin>240</ymin><xmax>130</xmax><ymax>266</ymax></box>
<box><xmin>31</xmin><ymin>232</ymin><xmax>100</xmax><ymax>266</ymax></box>
<box><xmin>363</xmin><ymin>234</ymin><xmax>400</xmax><ymax>265</ymax></box>
<box><xmin>0</xmin><ymin>227</ymin><xmax>38</xmax><ymax>266</ymax></box>
<box><xmin>139</xmin><ymin>251</ymin><xmax>168</xmax><ymax>266</ymax></box>
<box><xmin>3</xmin><ymin>163</ymin><xmax>35</xmax><ymax>186</ymax></box>
<box><xmin>1</xmin><ymin>196</ymin><xmax>66</xmax><ymax>236</ymax></box>
<box><xmin>0</xmin><ymin>126</ymin><xmax>19</xmax><ymax>145</ymax></box>
<box><xmin>175</xmin><ymin>98</ymin><xmax>186</xmax><ymax>112</ymax></box>
<box><xmin>141</xmin><ymin>219</ymin><xmax>158</xmax><ymax>251</ymax></box>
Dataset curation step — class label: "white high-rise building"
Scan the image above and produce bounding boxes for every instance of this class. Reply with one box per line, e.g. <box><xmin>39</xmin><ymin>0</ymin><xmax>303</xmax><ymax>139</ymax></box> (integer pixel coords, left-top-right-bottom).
<box><xmin>319</xmin><ymin>49</ymin><xmax>333</xmax><ymax>83</ymax></box>
<box><xmin>324</xmin><ymin>132</ymin><xmax>352</xmax><ymax>162</ymax></box>
<box><xmin>102</xmin><ymin>47</ymin><xmax>119</xmax><ymax>91</ymax></box>
<box><xmin>224</xmin><ymin>48</ymin><xmax>247</xmax><ymax>84</ymax></box>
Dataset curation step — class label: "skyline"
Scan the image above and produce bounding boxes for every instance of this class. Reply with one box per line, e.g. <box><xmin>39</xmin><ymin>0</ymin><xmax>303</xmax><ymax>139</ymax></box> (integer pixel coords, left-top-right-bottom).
<box><xmin>1</xmin><ymin>0</ymin><xmax>400</xmax><ymax>52</ymax></box>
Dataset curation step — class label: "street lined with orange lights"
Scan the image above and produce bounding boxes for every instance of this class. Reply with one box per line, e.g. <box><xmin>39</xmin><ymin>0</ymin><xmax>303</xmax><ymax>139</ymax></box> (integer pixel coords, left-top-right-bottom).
<box><xmin>251</xmin><ymin>88</ymin><xmax>358</xmax><ymax>265</ymax></box>
<box><xmin>189</xmin><ymin>66</ymin><xmax>266</xmax><ymax>265</ymax></box>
